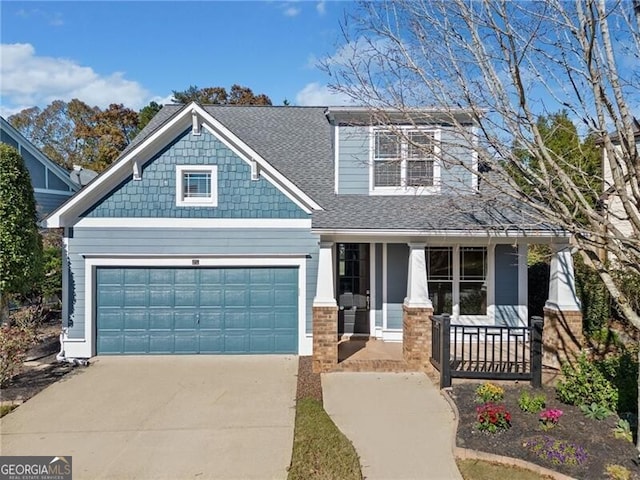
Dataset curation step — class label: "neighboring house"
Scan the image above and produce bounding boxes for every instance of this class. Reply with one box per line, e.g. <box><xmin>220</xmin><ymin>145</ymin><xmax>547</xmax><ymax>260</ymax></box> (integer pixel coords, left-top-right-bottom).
<box><xmin>600</xmin><ymin>119</ymin><xmax>640</xmax><ymax>243</ymax></box>
<box><xmin>43</xmin><ymin>103</ymin><xmax>582</xmax><ymax>370</ymax></box>
<box><xmin>0</xmin><ymin>116</ymin><xmax>78</xmax><ymax>218</ymax></box>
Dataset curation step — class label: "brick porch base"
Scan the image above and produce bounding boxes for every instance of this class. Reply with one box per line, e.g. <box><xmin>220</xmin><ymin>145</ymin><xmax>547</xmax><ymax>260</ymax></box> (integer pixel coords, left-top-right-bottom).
<box><xmin>402</xmin><ymin>305</ymin><xmax>434</xmax><ymax>372</ymax></box>
<box><xmin>542</xmin><ymin>307</ymin><xmax>584</xmax><ymax>370</ymax></box>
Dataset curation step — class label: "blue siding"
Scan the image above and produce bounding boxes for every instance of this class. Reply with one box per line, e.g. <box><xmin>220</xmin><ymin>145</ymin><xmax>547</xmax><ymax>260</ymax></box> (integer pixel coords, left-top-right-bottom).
<box><xmin>65</xmin><ymin>227</ymin><xmax>319</xmax><ymax>340</ymax></box>
<box><xmin>440</xmin><ymin>127</ymin><xmax>475</xmax><ymax>193</ymax></box>
<box><xmin>494</xmin><ymin>245</ymin><xmax>520</xmax><ymax>326</ymax></box>
<box><xmin>22</xmin><ymin>149</ymin><xmax>46</xmax><ymax>189</ymax></box>
<box><xmin>337</xmin><ymin>126</ymin><xmax>369</xmax><ymax>194</ymax></box>
<box><xmin>335</xmin><ymin>125</ymin><xmax>476</xmax><ymax>195</ymax></box>
<box><xmin>83</xmin><ymin>128</ymin><xmax>307</xmax><ymax>219</ymax></box>
<box><xmin>35</xmin><ymin>192</ymin><xmax>73</xmax><ymax>218</ymax></box>
<box><xmin>1</xmin><ymin>129</ymin><xmax>19</xmax><ymax>149</ymax></box>
<box><xmin>386</xmin><ymin>243</ymin><xmax>408</xmax><ymax>329</ymax></box>
<box><xmin>48</xmin><ymin>170</ymin><xmax>72</xmax><ymax>192</ymax></box>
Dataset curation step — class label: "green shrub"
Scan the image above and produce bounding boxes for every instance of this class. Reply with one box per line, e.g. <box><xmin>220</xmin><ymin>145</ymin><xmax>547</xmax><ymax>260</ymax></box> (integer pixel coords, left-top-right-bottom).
<box><xmin>574</xmin><ymin>256</ymin><xmax>610</xmax><ymax>334</ymax></box>
<box><xmin>580</xmin><ymin>402</ymin><xmax>613</xmax><ymax>420</ymax></box>
<box><xmin>597</xmin><ymin>350</ymin><xmax>638</xmax><ymax>415</ymax></box>
<box><xmin>556</xmin><ymin>354</ymin><xmax>618</xmax><ymax>411</ymax></box>
<box><xmin>518</xmin><ymin>391</ymin><xmax>546</xmax><ymax>413</ymax></box>
<box><xmin>613</xmin><ymin>419</ymin><xmax>633</xmax><ymax>443</ymax></box>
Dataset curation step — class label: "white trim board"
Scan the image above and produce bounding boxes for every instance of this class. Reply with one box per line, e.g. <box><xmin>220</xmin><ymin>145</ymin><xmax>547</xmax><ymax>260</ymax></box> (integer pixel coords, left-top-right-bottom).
<box><xmin>313</xmin><ymin>228</ymin><xmax>570</xmax><ymax>240</ymax></box>
<box><xmin>74</xmin><ymin>217</ymin><xmax>312</xmax><ymax>229</ymax></box>
<box><xmin>69</xmin><ymin>255</ymin><xmax>308</xmax><ymax>359</ymax></box>
<box><xmin>34</xmin><ymin>188</ymin><xmax>75</xmax><ymax>196</ymax></box>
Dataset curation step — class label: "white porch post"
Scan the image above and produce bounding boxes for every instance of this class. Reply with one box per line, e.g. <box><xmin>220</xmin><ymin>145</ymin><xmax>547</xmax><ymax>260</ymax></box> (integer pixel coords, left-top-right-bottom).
<box><xmin>313</xmin><ymin>241</ymin><xmax>337</xmax><ymax>307</ymax></box>
<box><xmin>543</xmin><ymin>243</ymin><xmax>584</xmax><ymax>369</ymax></box>
<box><xmin>404</xmin><ymin>243</ymin><xmax>432</xmax><ymax>308</ymax></box>
<box><xmin>546</xmin><ymin>244</ymin><xmax>581</xmax><ymax>311</ymax></box>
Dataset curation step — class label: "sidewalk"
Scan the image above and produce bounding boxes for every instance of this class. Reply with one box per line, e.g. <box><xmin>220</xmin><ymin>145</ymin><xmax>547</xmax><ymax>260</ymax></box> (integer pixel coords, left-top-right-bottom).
<box><xmin>322</xmin><ymin>372</ymin><xmax>462</xmax><ymax>480</ymax></box>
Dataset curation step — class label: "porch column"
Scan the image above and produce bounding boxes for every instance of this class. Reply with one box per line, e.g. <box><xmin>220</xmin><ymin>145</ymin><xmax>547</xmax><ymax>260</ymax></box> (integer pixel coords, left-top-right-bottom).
<box><xmin>313</xmin><ymin>242</ymin><xmax>338</xmax><ymax>373</ymax></box>
<box><xmin>402</xmin><ymin>243</ymin><xmax>434</xmax><ymax>372</ymax></box>
<box><xmin>543</xmin><ymin>244</ymin><xmax>584</xmax><ymax>370</ymax></box>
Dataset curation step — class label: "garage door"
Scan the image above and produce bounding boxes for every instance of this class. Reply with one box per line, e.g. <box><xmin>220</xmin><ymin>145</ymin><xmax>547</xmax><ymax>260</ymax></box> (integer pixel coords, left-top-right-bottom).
<box><xmin>96</xmin><ymin>267</ymin><xmax>298</xmax><ymax>354</ymax></box>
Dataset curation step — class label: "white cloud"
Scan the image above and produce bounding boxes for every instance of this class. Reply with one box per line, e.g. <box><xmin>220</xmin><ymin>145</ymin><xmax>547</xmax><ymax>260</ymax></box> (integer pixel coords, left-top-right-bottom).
<box><xmin>295</xmin><ymin>82</ymin><xmax>354</xmax><ymax>106</ymax></box>
<box><xmin>316</xmin><ymin>1</ymin><xmax>326</xmax><ymax>15</ymax></box>
<box><xmin>16</xmin><ymin>8</ymin><xmax>63</xmax><ymax>26</ymax></box>
<box><xmin>0</xmin><ymin>43</ymin><xmax>151</xmax><ymax>111</ymax></box>
<box><xmin>283</xmin><ymin>6</ymin><xmax>301</xmax><ymax>17</ymax></box>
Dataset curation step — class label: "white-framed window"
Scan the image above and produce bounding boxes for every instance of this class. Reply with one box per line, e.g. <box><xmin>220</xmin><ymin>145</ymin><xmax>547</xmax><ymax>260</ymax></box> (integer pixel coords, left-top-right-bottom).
<box><xmin>371</xmin><ymin>128</ymin><xmax>440</xmax><ymax>194</ymax></box>
<box><xmin>426</xmin><ymin>246</ymin><xmax>487</xmax><ymax>316</ymax></box>
<box><xmin>175</xmin><ymin>165</ymin><xmax>218</xmax><ymax>207</ymax></box>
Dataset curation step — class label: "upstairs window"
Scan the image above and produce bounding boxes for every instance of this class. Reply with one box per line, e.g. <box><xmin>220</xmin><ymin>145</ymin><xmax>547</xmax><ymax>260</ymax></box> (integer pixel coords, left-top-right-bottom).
<box><xmin>372</xmin><ymin>129</ymin><xmax>439</xmax><ymax>192</ymax></box>
<box><xmin>176</xmin><ymin>165</ymin><xmax>218</xmax><ymax>206</ymax></box>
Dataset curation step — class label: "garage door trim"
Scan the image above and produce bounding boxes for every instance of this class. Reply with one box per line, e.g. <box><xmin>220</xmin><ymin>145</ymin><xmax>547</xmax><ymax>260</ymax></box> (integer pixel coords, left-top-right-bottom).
<box><xmin>85</xmin><ymin>256</ymin><xmax>307</xmax><ymax>357</ymax></box>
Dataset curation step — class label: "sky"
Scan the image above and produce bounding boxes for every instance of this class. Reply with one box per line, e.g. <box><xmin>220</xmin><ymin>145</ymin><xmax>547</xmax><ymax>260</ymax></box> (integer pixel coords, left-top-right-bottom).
<box><xmin>0</xmin><ymin>1</ymin><xmax>355</xmax><ymax>117</ymax></box>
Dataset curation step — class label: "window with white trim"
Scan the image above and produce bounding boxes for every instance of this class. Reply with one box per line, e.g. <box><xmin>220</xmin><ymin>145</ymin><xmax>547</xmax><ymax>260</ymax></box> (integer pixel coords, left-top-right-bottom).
<box><xmin>426</xmin><ymin>246</ymin><xmax>487</xmax><ymax>316</ymax></box>
<box><xmin>176</xmin><ymin>165</ymin><xmax>218</xmax><ymax>206</ymax></box>
<box><xmin>372</xmin><ymin>129</ymin><xmax>439</xmax><ymax>191</ymax></box>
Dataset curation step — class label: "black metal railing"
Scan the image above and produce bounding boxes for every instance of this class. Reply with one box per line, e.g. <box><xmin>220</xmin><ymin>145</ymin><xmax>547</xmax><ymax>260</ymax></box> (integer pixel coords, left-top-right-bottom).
<box><xmin>430</xmin><ymin>314</ymin><xmax>543</xmax><ymax>388</ymax></box>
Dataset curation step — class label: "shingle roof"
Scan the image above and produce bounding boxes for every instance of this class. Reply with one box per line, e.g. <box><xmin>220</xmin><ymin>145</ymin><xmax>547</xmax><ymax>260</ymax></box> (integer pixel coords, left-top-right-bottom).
<box><xmin>126</xmin><ymin>104</ymin><xmax>558</xmax><ymax>233</ymax></box>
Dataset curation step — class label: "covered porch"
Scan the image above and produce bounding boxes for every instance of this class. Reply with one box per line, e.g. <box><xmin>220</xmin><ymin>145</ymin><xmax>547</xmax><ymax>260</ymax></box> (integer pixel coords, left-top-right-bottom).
<box><xmin>311</xmin><ymin>237</ymin><xmax>584</xmax><ymax>374</ymax></box>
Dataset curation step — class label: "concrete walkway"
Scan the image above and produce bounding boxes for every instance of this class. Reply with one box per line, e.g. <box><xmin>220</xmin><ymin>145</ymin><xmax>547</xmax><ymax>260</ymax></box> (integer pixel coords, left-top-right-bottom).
<box><xmin>1</xmin><ymin>356</ymin><xmax>297</xmax><ymax>480</ymax></box>
<box><xmin>322</xmin><ymin>372</ymin><xmax>462</xmax><ymax>480</ymax></box>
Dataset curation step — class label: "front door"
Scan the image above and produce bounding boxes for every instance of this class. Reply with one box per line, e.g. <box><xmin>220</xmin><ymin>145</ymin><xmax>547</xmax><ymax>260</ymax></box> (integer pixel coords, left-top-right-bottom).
<box><xmin>336</xmin><ymin>243</ymin><xmax>370</xmax><ymax>335</ymax></box>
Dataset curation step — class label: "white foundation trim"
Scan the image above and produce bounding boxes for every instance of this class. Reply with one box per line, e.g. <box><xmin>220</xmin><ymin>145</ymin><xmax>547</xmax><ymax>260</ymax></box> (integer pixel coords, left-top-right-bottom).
<box><xmin>71</xmin><ymin>255</ymin><xmax>308</xmax><ymax>358</ymax></box>
<box><xmin>381</xmin><ymin>329</ymin><xmax>403</xmax><ymax>342</ymax></box>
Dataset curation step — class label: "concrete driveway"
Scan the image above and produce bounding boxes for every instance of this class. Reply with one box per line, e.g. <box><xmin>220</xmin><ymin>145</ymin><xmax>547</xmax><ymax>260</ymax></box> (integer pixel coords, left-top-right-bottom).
<box><xmin>1</xmin><ymin>356</ymin><xmax>298</xmax><ymax>479</ymax></box>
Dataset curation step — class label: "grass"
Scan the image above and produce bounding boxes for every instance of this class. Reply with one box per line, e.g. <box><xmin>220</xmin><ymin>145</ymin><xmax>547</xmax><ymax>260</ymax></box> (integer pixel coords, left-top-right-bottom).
<box><xmin>288</xmin><ymin>398</ymin><xmax>362</xmax><ymax>480</ymax></box>
<box><xmin>0</xmin><ymin>404</ymin><xmax>18</xmax><ymax>418</ymax></box>
<box><xmin>456</xmin><ymin>459</ymin><xmax>554</xmax><ymax>480</ymax></box>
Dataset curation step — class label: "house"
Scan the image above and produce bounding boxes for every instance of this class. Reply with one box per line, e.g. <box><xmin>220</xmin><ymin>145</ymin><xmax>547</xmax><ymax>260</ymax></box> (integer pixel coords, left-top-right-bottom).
<box><xmin>600</xmin><ymin>119</ymin><xmax>640</xmax><ymax>244</ymax></box>
<box><xmin>43</xmin><ymin>103</ymin><xmax>583</xmax><ymax>371</ymax></box>
<box><xmin>1</xmin><ymin>116</ymin><xmax>78</xmax><ymax>218</ymax></box>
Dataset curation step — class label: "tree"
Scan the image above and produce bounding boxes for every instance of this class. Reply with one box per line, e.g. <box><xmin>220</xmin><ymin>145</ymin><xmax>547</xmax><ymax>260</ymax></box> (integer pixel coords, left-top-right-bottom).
<box><xmin>0</xmin><ymin>144</ymin><xmax>43</xmax><ymax>321</ymax></box>
<box><xmin>8</xmin><ymin>100</ymin><xmax>96</xmax><ymax>169</ymax></box>
<box><xmin>326</xmin><ymin>0</ymin><xmax>640</xmax><ymax>444</ymax></box>
<box><xmin>75</xmin><ymin>103</ymin><xmax>139</xmax><ymax>172</ymax></box>
<box><xmin>138</xmin><ymin>101</ymin><xmax>163</xmax><ymax>132</ymax></box>
<box><xmin>171</xmin><ymin>84</ymin><xmax>272</xmax><ymax>105</ymax></box>
<box><xmin>9</xmin><ymin>100</ymin><xmax>139</xmax><ymax>172</ymax></box>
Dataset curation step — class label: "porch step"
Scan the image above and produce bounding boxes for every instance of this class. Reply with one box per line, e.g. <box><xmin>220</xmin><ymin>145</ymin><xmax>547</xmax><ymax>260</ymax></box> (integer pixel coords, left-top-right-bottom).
<box><xmin>333</xmin><ymin>359</ymin><xmax>415</xmax><ymax>373</ymax></box>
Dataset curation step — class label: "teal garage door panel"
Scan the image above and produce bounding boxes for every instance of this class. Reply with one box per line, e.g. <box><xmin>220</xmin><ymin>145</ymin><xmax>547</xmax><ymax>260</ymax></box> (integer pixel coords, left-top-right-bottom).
<box><xmin>96</xmin><ymin>267</ymin><xmax>298</xmax><ymax>354</ymax></box>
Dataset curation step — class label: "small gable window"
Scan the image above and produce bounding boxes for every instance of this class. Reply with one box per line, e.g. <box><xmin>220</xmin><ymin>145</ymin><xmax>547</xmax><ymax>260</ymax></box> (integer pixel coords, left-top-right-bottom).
<box><xmin>372</xmin><ymin>129</ymin><xmax>440</xmax><ymax>194</ymax></box>
<box><xmin>176</xmin><ymin>165</ymin><xmax>217</xmax><ymax>207</ymax></box>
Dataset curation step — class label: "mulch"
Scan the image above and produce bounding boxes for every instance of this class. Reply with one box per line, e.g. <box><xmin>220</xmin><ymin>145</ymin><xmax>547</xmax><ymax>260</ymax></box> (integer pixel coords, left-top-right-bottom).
<box><xmin>451</xmin><ymin>382</ymin><xmax>640</xmax><ymax>480</ymax></box>
<box><xmin>1</xmin><ymin>334</ymin><xmax>82</xmax><ymax>404</ymax></box>
<box><xmin>296</xmin><ymin>356</ymin><xmax>323</xmax><ymax>403</ymax></box>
